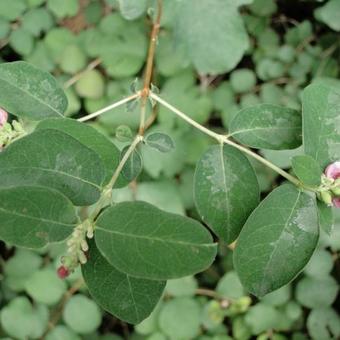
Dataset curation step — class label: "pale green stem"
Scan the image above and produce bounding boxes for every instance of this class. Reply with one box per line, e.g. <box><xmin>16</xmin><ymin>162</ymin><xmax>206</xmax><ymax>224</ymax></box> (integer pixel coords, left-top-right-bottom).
<box><xmin>89</xmin><ymin>135</ymin><xmax>143</xmax><ymax>222</ymax></box>
<box><xmin>107</xmin><ymin>135</ymin><xmax>143</xmax><ymax>190</ymax></box>
<box><xmin>150</xmin><ymin>92</ymin><xmax>302</xmax><ymax>188</ymax></box>
<box><xmin>78</xmin><ymin>92</ymin><xmax>141</xmax><ymax>123</ymax></box>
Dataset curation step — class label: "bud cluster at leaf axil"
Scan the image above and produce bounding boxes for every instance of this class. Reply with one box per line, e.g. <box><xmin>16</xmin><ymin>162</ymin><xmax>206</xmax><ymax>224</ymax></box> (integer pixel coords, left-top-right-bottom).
<box><xmin>0</xmin><ymin>107</ymin><xmax>25</xmax><ymax>150</ymax></box>
<box><xmin>57</xmin><ymin>220</ymin><xmax>94</xmax><ymax>279</ymax></box>
<box><xmin>319</xmin><ymin>162</ymin><xmax>340</xmax><ymax>208</ymax></box>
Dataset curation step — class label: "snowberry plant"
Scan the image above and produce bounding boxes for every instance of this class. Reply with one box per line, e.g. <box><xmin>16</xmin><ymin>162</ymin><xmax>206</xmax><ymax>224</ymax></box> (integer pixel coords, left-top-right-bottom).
<box><xmin>0</xmin><ymin>0</ymin><xmax>339</xmax><ymax>325</ymax></box>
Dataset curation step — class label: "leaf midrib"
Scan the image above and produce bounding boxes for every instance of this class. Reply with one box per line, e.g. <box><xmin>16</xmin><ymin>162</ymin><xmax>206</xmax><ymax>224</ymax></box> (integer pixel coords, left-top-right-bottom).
<box><xmin>0</xmin><ymin>74</ymin><xmax>63</xmax><ymax>117</ymax></box>
<box><xmin>96</xmin><ymin>226</ymin><xmax>216</xmax><ymax>248</ymax></box>
<box><xmin>0</xmin><ymin>207</ymin><xmax>76</xmax><ymax>227</ymax></box>
<box><xmin>231</xmin><ymin>125</ymin><xmax>301</xmax><ymax>137</ymax></box>
<box><xmin>1</xmin><ymin>166</ymin><xmax>101</xmax><ymax>189</ymax></box>
<box><xmin>260</xmin><ymin>191</ymin><xmax>301</xmax><ymax>286</ymax></box>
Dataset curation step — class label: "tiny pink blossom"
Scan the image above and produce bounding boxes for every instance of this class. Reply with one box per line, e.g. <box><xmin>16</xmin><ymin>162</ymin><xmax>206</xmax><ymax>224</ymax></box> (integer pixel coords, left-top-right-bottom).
<box><xmin>333</xmin><ymin>198</ymin><xmax>340</xmax><ymax>208</ymax></box>
<box><xmin>0</xmin><ymin>107</ymin><xmax>8</xmax><ymax>127</ymax></box>
<box><xmin>57</xmin><ymin>265</ymin><xmax>70</xmax><ymax>279</ymax></box>
<box><xmin>325</xmin><ymin>161</ymin><xmax>340</xmax><ymax>180</ymax></box>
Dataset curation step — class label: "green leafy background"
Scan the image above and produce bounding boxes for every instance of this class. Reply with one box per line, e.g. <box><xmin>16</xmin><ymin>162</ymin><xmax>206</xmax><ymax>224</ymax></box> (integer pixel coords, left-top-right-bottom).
<box><xmin>0</xmin><ymin>0</ymin><xmax>339</xmax><ymax>339</ymax></box>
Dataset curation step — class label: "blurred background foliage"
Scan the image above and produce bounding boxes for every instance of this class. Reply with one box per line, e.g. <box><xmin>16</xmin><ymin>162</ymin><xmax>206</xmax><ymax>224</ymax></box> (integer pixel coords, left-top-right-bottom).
<box><xmin>0</xmin><ymin>0</ymin><xmax>339</xmax><ymax>339</ymax></box>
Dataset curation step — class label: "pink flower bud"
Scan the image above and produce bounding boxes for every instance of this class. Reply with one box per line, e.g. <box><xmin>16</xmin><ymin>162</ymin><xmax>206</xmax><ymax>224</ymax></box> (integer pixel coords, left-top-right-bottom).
<box><xmin>333</xmin><ymin>198</ymin><xmax>340</xmax><ymax>208</ymax></box>
<box><xmin>57</xmin><ymin>265</ymin><xmax>70</xmax><ymax>279</ymax></box>
<box><xmin>0</xmin><ymin>108</ymin><xmax>8</xmax><ymax>127</ymax></box>
<box><xmin>325</xmin><ymin>162</ymin><xmax>340</xmax><ymax>180</ymax></box>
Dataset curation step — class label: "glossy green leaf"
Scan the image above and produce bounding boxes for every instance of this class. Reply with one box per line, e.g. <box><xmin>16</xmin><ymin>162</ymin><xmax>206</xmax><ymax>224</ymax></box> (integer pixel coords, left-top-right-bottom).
<box><xmin>37</xmin><ymin>118</ymin><xmax>127</xmax><ymax>187</ymax></box>
<box><xmin>194</xmin><ymin>144</ymin><xmax>260</xmax><ymax>243</ymax></box>
<box><xmin>175</xmin><ymin>0</ymin><xmax>249</xmax><ymax>74</ymax></box>
<box><xmin>302</xmin><ymin>79</ymin><xmax>340</xmax><ymax>169</ymax></box>
<box><xmin>145</xmin><ymin>132</ymin><xmax>175</xmax><ymax>153</ymax></box>
<box><xmin>292</xmin><ymin>155</ymin><xmax>322</xmax><ymax>187</ymax></box>
<box><xmin>0</xmin><ymin>61</ymin><xmax>67</xmax><ymax>120</ymax></box>
<box><xmin>118</xmin><ymin>0</ymin><xmax>148</xmax><ymax>20</ymax></box>
<box><xmin>0</xmin><ymin>186</ymin><xmax>77</xmax><ymax>249</ymax></box>
<box><xmin>82</xmin><ymin>241</ymin><xmax>165</xmax><ymax>324</ymax></box>
<box><xmin>95</xmin><ymin>201</ymin><xmax>217</xmax><ymax>280</ymax></box>
<box><xmin>317</xmin><ymin>200</ymin><xmax>334</xmax><ymax>235</ymax></box>
<box><xmin>234</xmin><ymin>184</ymin><xmax>319</xmax><ymax>297</ymax></box>
<box><xmin>121</xmin><ymin>146</ymin><xmax>142</xmax><ymax>182</ymax></box>
<box><xmin>0</xmin><ymin>129</ymin><xmax>106</xmax><ymax>206</ymax></box>
<box><xmin>229</xmin><ymin>104</ymin><xmax>302</xmax><ymax>150</ymax></box>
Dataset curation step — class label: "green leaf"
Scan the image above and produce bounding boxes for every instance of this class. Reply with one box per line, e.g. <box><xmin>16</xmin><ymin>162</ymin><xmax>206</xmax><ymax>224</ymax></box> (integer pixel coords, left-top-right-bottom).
<box><xmin>82</xmin><ymin>241</ymin><xmax>165</xmax><ymax>324</ymax></box>
<box><xmin>159</xmin><ymin>298</ymin><xmax>201</xmax><ymax>339</ymax></box>
<box><xmin>244</xmin><ymin>303</ymin><xmax>281</xmax><ymax>335</ymax></box>
<box><xmin>118</xmin><ymin>0</ymin><xmax>148</xmax><ymax>20</ymax></box>
<box><xmin>234</xmin><ymin>184</ymin><xmax>319</xmax><ymax>297</ymax></box>
<box><xmin>145</xmin><ymin>132</ymin><xmax>175</xmax><ymax>153</ymax></box>
<box><xmin>47</xmin><ymin>0</ymin><xmax>79</xmax><ymax>19</ymax></box>
<box><xmin>314</xmin><ymin>0</ymin><xmax>340</xmax><ymax>31</ymax></box>
<box><xmin>9</xmin><ymin>28</ymin><xmax>34</xmax><ymax>56</ymax></box>
<box><xmin>305</xmin><ymin>249</ymin><xmax>334</xmax><ymax>278</ymax></box>
<box><xmin>158</xmin><ymin>73</ymin><xmax>213</xmax><ymax>127</ymax></box>
<box><xmin>0</xmin><ymin>129</ymin><xmax>106</xmax><ymax>206</ymax></box>
<box><xmin>95</xmin><ymin>201</ymin><xmax>217</xmax><ymax>280</ymax></box>
<box><xmin>121</xmin><ymin>146</ymin><xmax>142</xmax><ymax>182</ymax></box>
<box><xmin>4</xmin><ymin>249</ymin><xmax>42</xmax><ymax>292</ymax></box>
<box><xmin>98</xmin><ymin>14</ymin><xmax>147</xmax><ymax>78</ymax></box>
<box><xmin>25</xmin><ymin>269</ymin><xmax>67</xmax><ymax>305</ymax></box>
<box><xmin>166</xmin><ymin>276</ymin><xmax>198</xmax><ymax>297</ymax></box>
<box><xmin>317</xmin><ymin>201</ymin><xmax>334</xmax><ymax>235</ymax></box>
<box><xmin>216</xmin><ymin>271</ymin><xmax>245</xmax><ymax>300</ymax></box>
<box><xmin>37</xmin><ymin>118</ymin><xmax>127</xmax><ymax>187</ymax></box>
<box><xmin>302</xmin><ymin>79</ymin><xmax>340</xmax><ymax>169</ymax></box>
<box><xmin>260</xmin><ymin>285</ymin><xmax>291</xmax><ymax>307</ymax></box>
<box><xmin>307</xmin><ymin>308</ymin><xmax>340</xmax><ymax>340</ymax></box>
<box><xmin>0</xmin><ymin>186</ymin><xmax>77</xmax><ymax>249</ymax></box>
<box><xmin>59</xmin><ymin>45</ymin><xmax>87</xmax><ymax>74</ymax></box>
<box><xmin>0</xmin><ymin>0</ymin><xmax>27</xmax><ymax>20</ymax></box>
<box><xmin>0</xmin><ymin>18</ymin><xmax>10</xmax><ymax>39</ymax></box>
<box><xmin>45</xmin><ymin>325</ymin><xmax>81</xmax><ymax>340</ymax></box>
<box><xmin>0</xmin><ymin>61</ymin><xmax>67</xmax><ymax>120</ymax></box>
<box><xmin>62</xmin><ymin>295</ymin><xmax>101</xmax><ymax>334</ymax></box>
<box><xmin>229</xmin><ymin>104</ymin><xmax>302</xmax><ymax>150</ymax></box>
<box><xmin>194</xmin><ymin>144</ymin><xmax>260</xmax><ymax>244</ymax></box>
<box><xmin>175</xmin><ymin>0</ymin><xmax>249</xmax><ymax>74</ymax></box>
<box><xmin>291</xmin><ymin>155</ymin><xmax>323</xmax><ymax>187</ymax></box>
<box><xmin>0</xmin><ymin>297</ymin><xmax>48</xmax><ymax>339</ymax></box>
<box><xmin>22</xmin><ymin>8</ymin><xmax>54</xmax><ymax>37</ymax></box>
<box><xmin>75</xmin><ymin>69</ymin><xmax>105</xmax><ymax>99</ymax></box>
<box><xmin>296</xmin><ymin>276</ymin><xmax>338</xmax><ymax>308</ymax></box>
<box><xmin>230</xmin><ymin>68</ymin><xmax>257</xmax><ymax>94</ymax></box>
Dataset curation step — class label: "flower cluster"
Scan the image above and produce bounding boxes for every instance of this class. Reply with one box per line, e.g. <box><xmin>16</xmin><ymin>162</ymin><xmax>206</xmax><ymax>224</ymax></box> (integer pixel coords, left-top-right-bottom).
<box><xmin>57</xmin><ymin>220</ymin><xmax>94</xmax><ymax>279</ymax></box>
<box><xmin>319</xmin><ymin>162</ymin><xmax>340</xmax><ymax>208</ymax></box>
<box><xmin>0</xmin><ymin>107</ymin><xmax>25</xmax><ymax>150</ymax></box>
